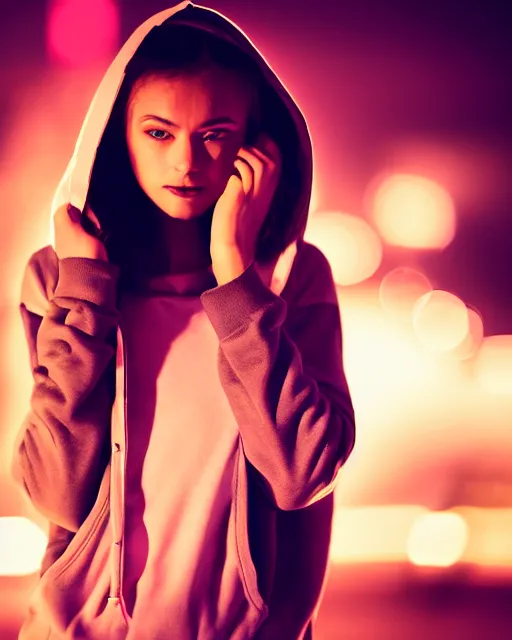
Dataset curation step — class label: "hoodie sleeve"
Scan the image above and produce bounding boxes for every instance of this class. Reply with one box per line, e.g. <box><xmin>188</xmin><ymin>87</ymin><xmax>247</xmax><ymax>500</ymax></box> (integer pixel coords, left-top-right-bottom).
<box><xmin>200</xmin><ymin>241</ymin><xmax>355</xmax><ymax>511</ymax></box>
<box><xmin>11</xmin><ymin>250</ymin><xmax>120</xmax><ymax>532</ymax></box>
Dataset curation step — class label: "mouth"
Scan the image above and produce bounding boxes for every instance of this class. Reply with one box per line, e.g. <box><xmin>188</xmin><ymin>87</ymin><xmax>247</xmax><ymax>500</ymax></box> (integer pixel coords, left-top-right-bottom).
<box><xmin>164</xmin><ymin>186</ymin><xmax>205</xmax><ymax>198</ymax></box>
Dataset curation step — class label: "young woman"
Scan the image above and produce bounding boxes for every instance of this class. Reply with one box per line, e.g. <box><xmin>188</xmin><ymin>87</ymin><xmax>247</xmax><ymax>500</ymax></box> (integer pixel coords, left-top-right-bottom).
<box><xmin>13</xmin><ymin>2</ymin><xmax>356</xmax><ymax>639</ymax></box>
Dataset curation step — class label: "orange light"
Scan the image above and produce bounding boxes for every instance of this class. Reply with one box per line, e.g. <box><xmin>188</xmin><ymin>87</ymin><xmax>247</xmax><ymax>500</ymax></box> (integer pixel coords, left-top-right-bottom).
<box><xmin>336</xmin><ymin>282</ymin><xmax>442</xmax><ymax>418</ymax></box>
<box><xmin>0</xmin><ymin>517</ymin><xmax>48</xmax><ymax>576</ymax></box>
<box><xmin>304</xmin><ymin>211</ymin><xmax>383</xmax><ymax>286</ymax></box>
<box><xmin>46</xmin><ymin>0</ymin><xmax>120</xmax><ymax>67</ymax></box>
<box><xmin>407</xmin><ymin>511</ymin><xmax>468</xmax><ymax>567</ymax></box>
<box><xmin>460</xmin><ymin>507</ymin><xmax>512</xmax><ymax>567</ymax></box>
<box><xmin>371</xmin><ymin>173</ymin><xmax>456</xmax><ymax>249</ymax></box>
<box><xmin>329</xmin><ymin>506</ymin><xmax>512</xmax><ymax>568</ymax></box>
<box><xmin>330</xmin><ymin>505</ymin><xmax>427</xmax><ymax>564</ymax></box>
<box><xmin>413</xmin><ymin>290</ymin><xmax>469</xmax><ymax>352</ymax></box>
<box><xmin>474</xmin><ymin>335</ymin><xmax>512</xmax><ymax>395</ymax></box>
<box><xmin>379</xmin><ymin>267</ymin><xmax>433</xmax><ymax>322</ymax></box>
<box><xmin>451</xmin><ymin>306</ymin><xmax>485</xmax><ymax>361</ymax></box>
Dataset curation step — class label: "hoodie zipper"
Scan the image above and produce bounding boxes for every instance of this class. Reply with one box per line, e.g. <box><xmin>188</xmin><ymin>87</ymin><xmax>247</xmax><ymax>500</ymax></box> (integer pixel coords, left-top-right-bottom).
<box><xmin>108</xmin><ymin>324</ymin><xmax>129</xmax><ymax>621</ymax></box>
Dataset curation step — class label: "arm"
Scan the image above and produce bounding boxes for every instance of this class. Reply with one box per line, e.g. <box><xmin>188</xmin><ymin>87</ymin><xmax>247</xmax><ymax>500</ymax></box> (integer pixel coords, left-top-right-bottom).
<box><xmin>11</xmin><ymin>250</ymin><xmax>120</xmax><ymax>532</ymax></box>
<box><xmin>200</xmin><ymin>241</ymin><xmax>355</xmax><ymax>511</ymax></box>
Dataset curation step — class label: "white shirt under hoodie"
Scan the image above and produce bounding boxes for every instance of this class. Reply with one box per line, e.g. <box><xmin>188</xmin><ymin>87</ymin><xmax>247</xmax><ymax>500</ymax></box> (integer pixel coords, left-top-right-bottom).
<box><xmin>119</xmin><ymin>267</ymin><xmax>252</xmax><ymax>640</ymax></box>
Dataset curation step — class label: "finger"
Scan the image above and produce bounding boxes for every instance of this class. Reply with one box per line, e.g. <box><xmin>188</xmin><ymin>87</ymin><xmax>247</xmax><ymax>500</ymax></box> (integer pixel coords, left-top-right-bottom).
<box><xmin>224</xmin><ymin>173</ymin><xmax>246</xmax><ymax>205</ymax></box>
<box><xmin>237</xmin><ymin>147</ymin><xmax>278</xmax><ymax>195</ymax></box>
<box><xmin>233</xmin><ymin>157</ymin><xmax>254</xmax><ymax>197</ymax></box>
<box><xmin>66</xmin><ymin>204</ymin><xmax>82</xmax><ymax>223</ymax></box>
<box><xmin>84</xmin><ymin>204</ymin><xmax>102</xmax><ymax>229</ymax></box>
<box><xmin>83</xmin><ymin>210</ymin><xmax>103</xmax><ymax>237</ymax></box>
<box><xmin>246</xmin><ymin>146</ymin><xmax>270</xmax><ymax>167</ymax></box>
<box><xmin>239</xmin><ymin>144</ymin><xmax>268</xmax><ymax>166</ymax></box>
<box><xmin>237</xmin><ymin>147</ymin><xmax>266</xmax><ymax>186</ymax></box>
<box><xmin>254</xmin><ymin>133</ymin><xmax>281</xmax><ymax>165</ymax></box>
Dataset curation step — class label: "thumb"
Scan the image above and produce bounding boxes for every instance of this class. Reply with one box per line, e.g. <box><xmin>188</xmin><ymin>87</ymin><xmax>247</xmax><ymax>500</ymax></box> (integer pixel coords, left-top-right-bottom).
<box><xmin>67</xmin><ymin>204</ymin><xmax>82</xmax><ymax>223</ymax></box>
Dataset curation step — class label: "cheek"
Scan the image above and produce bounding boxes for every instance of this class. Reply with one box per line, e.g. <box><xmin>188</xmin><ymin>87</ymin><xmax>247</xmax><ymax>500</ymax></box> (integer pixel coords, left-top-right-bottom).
<box><xmin>127</xmin><ymin>134</ymin><xmax>145</xmax><ymax>179</ymax></box>
<box><xmin>128</xmin><ymin>139</ymin><xmax>164</xmax><ymax>184</ymax></box>
<box><xmin>210</xmin><ymin>142</ymin><xmax>240</xmax><ymax>181</ymax></box>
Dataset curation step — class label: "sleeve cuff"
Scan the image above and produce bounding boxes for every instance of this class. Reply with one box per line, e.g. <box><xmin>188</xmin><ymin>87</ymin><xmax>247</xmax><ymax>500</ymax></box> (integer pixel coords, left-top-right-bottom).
<box><xmin>54</xmin><ymin>258</ymin><xmax>120</xmax><ymax>308</ymax></box>
<box><xmin>200</xmin><ymin>262</ymin><xmax>285</xmax><ymax>341</ymax></box>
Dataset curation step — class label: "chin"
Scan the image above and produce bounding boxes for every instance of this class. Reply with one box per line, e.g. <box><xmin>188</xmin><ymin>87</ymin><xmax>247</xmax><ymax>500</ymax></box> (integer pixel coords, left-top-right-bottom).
<box><xmin>163</xmin><ymin>208</ymin><xmax>206</xmax><ymax>220</ymax></box>
<box><xmin>154</xmin><ymin>191</ymin><xmax>216</xmax><ymax>220</ymax></box>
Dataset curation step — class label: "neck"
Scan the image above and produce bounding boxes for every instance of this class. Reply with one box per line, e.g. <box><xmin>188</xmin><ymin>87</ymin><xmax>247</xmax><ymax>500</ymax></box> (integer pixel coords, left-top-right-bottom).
<box><xmin>114</xmin><ymin>201</ymin><xmax>214</xmax><ymax>280</ymax></box>
<box><xmin>153</xmin><ymin>204</ymin><xmax>214</xmax><ymax>275</ymax></box>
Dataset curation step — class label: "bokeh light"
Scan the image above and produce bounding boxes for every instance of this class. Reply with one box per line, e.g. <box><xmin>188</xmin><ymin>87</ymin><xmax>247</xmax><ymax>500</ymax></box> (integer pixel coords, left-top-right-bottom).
<box><xmin>330</xmin><ymin>505</ymin><xmax>427</xmax><ymax>564</ymax></box>
<box><xmin>304</xmin><ymin>211</ymin><xmax>383</xmax><ymax>285</ymax></box>
<box><xmin>474</xmin><ymin>335</ymin><xmax>512</xmax><ymax>395</ymax></box>
<box><xmin>379</xmin><ymin>267</ymin><xmax>433</xmax><ymax>322</ymax></box>
<box><xmin>407</xmin><ymin>511</ymin><xmax>469</xmax><ymax>567</ymax></box>
<box><xmin>46</xmin><ymin>0</ymin><xmax>120</xmax><ymax>67</ymax></box>
<box><xmin>0</xmin><ymin>518</ymin><xmax>48</xmax><ymax>576</ymax></box>
<box><xmin>460</xmin><ymin>507</ymin><xmax>512</xmax><ymax>567</ymax></box>
<box><xmin>370</xmin><ymin>173</ymin><xmax>456</xmax><ymax>249</ymax></box>
<box><xmin>451</xmin><ymin>306</ymin><xmax>485</xmax><ymax>361</ymax></box>
<box><xmin>329</xmin><ymin>505</ymin><xmax>512</xmax><ymax>567</ymax></box>
<box><xmin>413</xmin><ymin>290</ymin><xmax>470</xmax><ymax>352</ymax></box>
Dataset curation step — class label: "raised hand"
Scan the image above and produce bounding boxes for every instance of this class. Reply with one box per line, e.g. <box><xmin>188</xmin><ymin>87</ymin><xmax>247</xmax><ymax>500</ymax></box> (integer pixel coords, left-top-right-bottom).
<box><xmin>54</xmin><ymin>203</ymin><xmax>108</xmax><ymax>261</ymax></box>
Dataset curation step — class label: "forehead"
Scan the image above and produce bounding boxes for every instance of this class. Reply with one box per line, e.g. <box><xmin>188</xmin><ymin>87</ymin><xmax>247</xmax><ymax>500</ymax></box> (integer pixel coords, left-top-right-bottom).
<box><xmin>127</xmin><ymin>66</ymin><xmax>253</xmax><ymax>122</ymax></box>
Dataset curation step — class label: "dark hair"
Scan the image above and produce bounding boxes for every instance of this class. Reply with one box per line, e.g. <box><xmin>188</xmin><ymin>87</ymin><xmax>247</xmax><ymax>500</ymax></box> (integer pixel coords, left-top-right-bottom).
<box><xmin>86</xmin><ymin>22</ymin><xmax>302</xmax><ymax>271</ymax></box>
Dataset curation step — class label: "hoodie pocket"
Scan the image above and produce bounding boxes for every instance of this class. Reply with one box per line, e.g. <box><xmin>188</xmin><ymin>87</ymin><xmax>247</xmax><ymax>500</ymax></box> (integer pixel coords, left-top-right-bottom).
<box><xmin>42</xmin><ymin>463</ymin><xmax>110</xmax><ymax>585</ymax></box>
<box><xmin>22</xmin><ymin>462</ymin><xmax>127</xmax><ymax>639</ymax></box>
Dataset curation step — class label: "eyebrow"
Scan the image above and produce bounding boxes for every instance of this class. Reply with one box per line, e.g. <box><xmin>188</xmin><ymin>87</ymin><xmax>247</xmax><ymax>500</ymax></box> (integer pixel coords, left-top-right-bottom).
<box><xmin>140</xmin><ymin>115</ymin><xmax>239</xmax><ymax>128</ymax></box>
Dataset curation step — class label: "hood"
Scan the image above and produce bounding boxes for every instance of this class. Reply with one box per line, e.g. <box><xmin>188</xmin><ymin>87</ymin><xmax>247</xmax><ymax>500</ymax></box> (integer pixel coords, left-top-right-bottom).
<box><xmin>49</xmin><ymin>1</ymin><xmax>314</xmax><ymax>295</ymax></box>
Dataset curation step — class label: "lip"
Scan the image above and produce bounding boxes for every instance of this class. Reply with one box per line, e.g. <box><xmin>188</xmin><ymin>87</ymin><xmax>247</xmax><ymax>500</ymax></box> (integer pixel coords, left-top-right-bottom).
<box><xmin>164</xmin><ymin>186</ymin><xmax>204</xmax><ymax>198</ymax></box>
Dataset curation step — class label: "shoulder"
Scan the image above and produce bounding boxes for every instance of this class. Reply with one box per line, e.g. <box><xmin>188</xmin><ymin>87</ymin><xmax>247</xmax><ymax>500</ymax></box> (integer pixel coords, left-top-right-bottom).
<box><xmin>281</xmin><ymin>240</ymin><xmax>338</xmax><ymax>307</ymax></box>
<box><xmin>21</xmin><ymin>245</ymin><xmax>59</xmax><ymax>316</ymax></box>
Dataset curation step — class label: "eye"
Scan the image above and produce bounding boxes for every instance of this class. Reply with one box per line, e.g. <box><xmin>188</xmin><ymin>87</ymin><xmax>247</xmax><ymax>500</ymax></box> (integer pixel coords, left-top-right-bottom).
<box><xmin>146</xmin><ymin>129</ymin><xmax>172</xmax><ymax>141</ymax></box>
<box><xmin>203</xmin><ymin>130</ymin><xmax>228</xmax><ymax>142</ymax></box>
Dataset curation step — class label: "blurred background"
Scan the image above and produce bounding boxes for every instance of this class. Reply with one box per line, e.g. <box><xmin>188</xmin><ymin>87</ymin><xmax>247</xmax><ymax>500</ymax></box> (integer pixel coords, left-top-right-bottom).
<box><xmin>0</xmin><ymin>0</ymin><xmax>511</xmax><ymax>638</ymax></box>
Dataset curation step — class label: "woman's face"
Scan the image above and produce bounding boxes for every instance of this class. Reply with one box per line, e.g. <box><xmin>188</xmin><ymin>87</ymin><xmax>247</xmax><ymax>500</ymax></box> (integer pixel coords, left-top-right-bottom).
<box><xmin>125</xmin><ymin>65</ymin><xmax>253</xmax><ymax>220</ymax></box>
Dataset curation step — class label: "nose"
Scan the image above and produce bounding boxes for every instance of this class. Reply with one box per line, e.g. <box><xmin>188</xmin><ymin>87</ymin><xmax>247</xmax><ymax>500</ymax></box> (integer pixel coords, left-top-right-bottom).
<box><xmin>170</xmin><ymin>135</ymin><xmax>199</xmax><ymax>174</ymax></box>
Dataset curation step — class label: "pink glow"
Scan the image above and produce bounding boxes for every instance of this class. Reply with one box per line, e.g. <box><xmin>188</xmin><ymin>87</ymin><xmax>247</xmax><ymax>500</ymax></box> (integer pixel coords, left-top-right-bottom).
<box><xmin>46</xmin><ymin>0</ymin><xmax>120</xmax><ymax>67</ymax></box>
